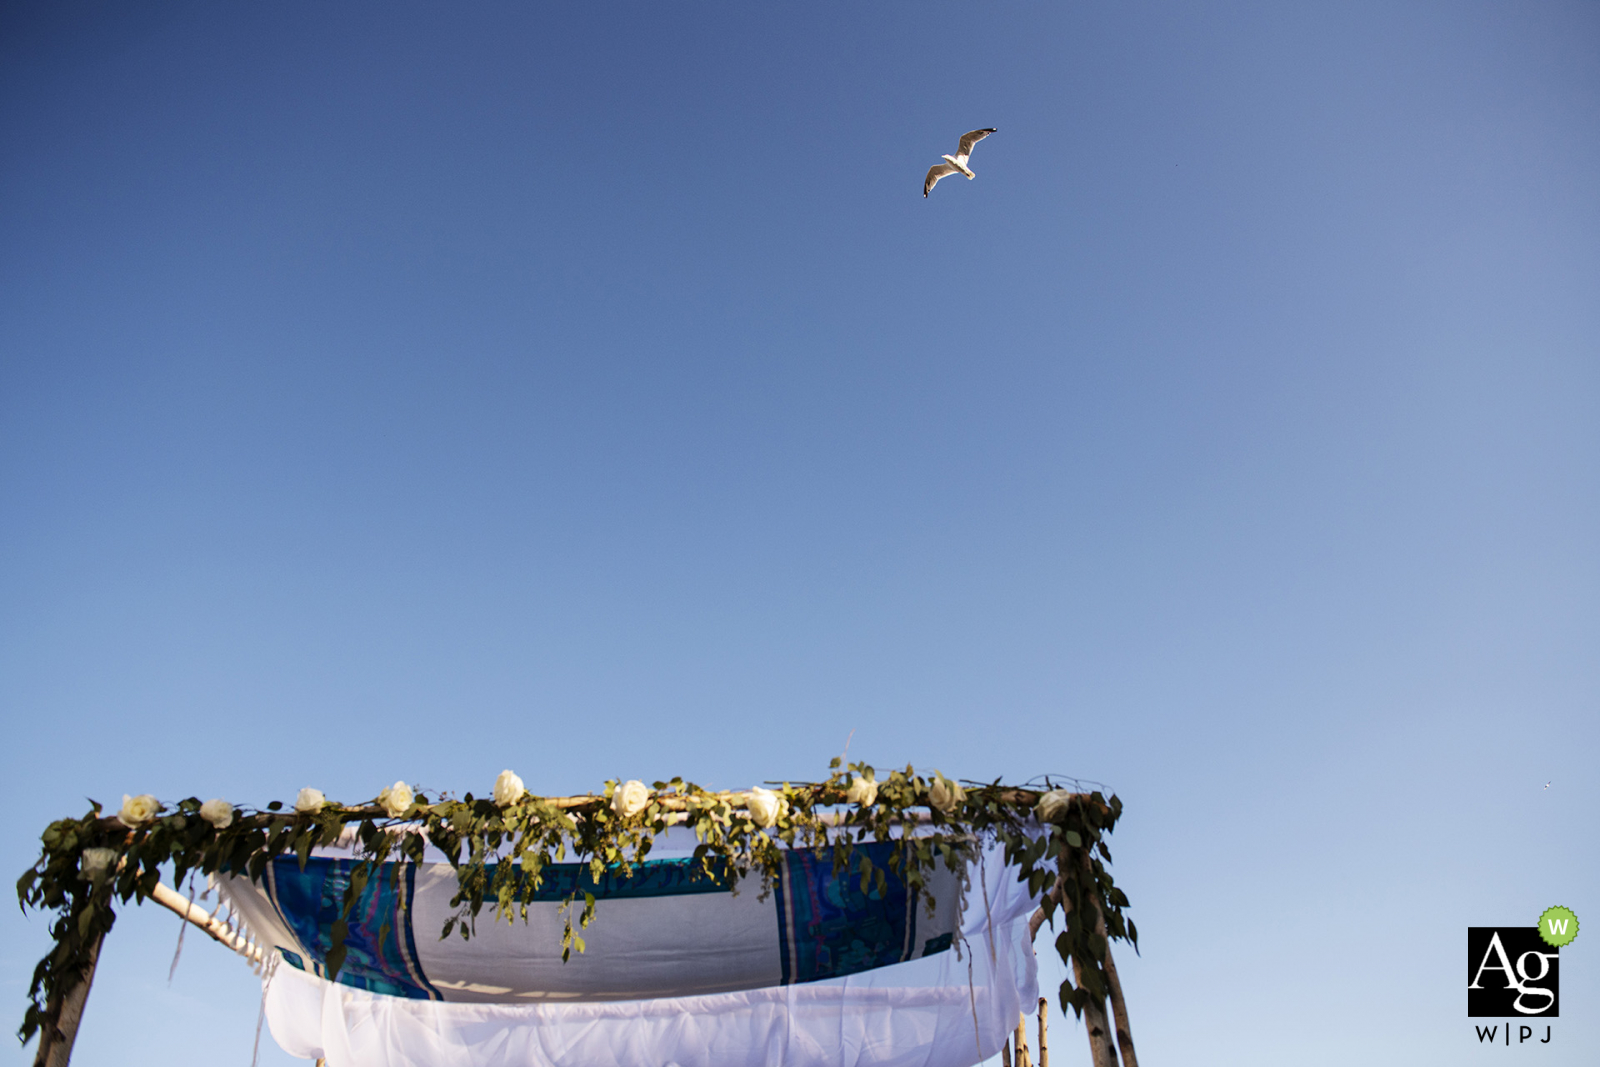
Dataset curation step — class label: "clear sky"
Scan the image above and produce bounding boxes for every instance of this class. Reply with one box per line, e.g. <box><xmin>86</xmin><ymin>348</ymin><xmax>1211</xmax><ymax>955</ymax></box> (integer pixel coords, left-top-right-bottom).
<box><xmin>2</xmin><ymin>3</ymin><xmax>1597</xmax><ymax>1064</ymax></box>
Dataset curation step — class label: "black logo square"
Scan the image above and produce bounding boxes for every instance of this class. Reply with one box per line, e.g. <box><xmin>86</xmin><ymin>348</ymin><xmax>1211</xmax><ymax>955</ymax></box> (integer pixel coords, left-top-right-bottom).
<box><xmin>1468</xmin><ymin>927</ymin><xmax>1559</xmax><ymax>1017</ymax></box>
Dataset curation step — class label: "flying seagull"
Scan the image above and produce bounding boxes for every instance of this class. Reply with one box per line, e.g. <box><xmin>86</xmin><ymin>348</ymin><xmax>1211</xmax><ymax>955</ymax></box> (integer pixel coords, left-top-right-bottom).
<box><xmin>923</xmin><ymin>128</ymin><xmax>997</xmax><ymax>198</ymax></box>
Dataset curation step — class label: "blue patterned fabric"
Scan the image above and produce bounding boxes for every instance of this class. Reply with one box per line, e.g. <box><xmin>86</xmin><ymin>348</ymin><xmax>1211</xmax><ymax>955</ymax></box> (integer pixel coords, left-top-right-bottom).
<box><xmin>266</xmin><ymin>857</ymin><xmax>442</xmax><ymax>1000</ymax></box>
<box><xmin>264</xmin><ymin>855</ymin><xmax>727</xmax><ymax>1000</ymax></box>
<box><xmin>773</xmin><ymin>842</ymin><xmax>953</xmax><ymax>984</ymax></box>
<box><xmin>261</xmin><ymin>846</ymin><xmax>956</xmax><ymax>1001</ymax></box>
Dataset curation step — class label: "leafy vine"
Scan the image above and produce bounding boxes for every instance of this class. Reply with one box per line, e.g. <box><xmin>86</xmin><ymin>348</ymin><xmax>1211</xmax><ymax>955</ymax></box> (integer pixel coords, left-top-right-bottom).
<box><xmin>17</xmin><ymin>762</ymin><xmax>1135</xmax><ymax>1052</ymax></box>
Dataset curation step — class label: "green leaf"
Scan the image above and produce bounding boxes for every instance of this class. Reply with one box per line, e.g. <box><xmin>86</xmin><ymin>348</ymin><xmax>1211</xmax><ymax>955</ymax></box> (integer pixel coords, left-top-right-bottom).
<box><xmin>325</xmin><ymin>941</ymin><xmax>347</xmax><ymax>979</ymax></box>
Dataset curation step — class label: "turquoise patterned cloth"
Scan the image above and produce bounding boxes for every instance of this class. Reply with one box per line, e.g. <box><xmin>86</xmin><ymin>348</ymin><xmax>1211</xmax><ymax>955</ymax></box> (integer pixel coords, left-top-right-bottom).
<box><xmin>260</xmin><ymin>842</ymin><xmax>954</xmax><ymax>1001</ymax></box>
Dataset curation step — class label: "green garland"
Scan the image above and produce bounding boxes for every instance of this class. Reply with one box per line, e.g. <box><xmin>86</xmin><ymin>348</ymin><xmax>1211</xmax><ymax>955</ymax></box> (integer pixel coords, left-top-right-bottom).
<box><xmin>17</xmin><ymin>762</ymin><xmax>1136</xmax><ymax>1050</ymax></box>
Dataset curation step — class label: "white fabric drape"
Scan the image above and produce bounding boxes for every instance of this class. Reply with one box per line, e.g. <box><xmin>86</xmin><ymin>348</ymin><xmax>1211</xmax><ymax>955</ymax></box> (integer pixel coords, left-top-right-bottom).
<box><xmin>258</xmin><ymin>840</ymin><xmax>1040</xmax><ymax>1067</ymax></box>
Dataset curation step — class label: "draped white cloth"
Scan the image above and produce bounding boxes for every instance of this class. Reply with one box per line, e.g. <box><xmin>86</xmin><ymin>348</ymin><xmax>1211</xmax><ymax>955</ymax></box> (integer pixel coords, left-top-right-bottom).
<box><xmin>249</xmin><ymin>839</ymin><xmax>1040</xmax><ymax>1067</ymax></box>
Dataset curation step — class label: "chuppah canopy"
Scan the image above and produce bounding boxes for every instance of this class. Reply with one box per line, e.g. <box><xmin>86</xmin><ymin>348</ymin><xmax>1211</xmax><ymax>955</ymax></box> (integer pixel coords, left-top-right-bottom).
<box><xmin>19</xmin><ymin>765</ymin><xmax>1139</xmax><ymax>1067</ymax></box>
<box><xmin>226</xmin><ymin>831</ymin><xmax>1038</xmax><ymax>1067</ymax></box>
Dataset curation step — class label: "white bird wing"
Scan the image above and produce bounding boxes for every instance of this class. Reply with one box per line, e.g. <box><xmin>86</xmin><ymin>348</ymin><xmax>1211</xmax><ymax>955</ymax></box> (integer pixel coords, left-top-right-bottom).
<box><xmin>923</xmin><ymin>162</ymin><xmax>960</xmax><ymax>197</ymax></box>
<box><xmin>952</xmin><ymin>127</ymin><xmax>996</xmax><ymax>167</ymax></box>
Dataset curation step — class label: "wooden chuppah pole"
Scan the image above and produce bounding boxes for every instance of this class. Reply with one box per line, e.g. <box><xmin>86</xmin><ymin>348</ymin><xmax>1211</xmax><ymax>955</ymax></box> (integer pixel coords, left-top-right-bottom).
<box><xmin>147</xmin><ymin>880</ymin><xmax>263</xmax><ymax>961</ymax></box>
<box><xmin>40</xmin><ymin>879</ymin><xmax>270</xmax><ymax>1067</ymax></box>
<box><xmin>1026</xmin><ymin>852</ymin><xmax>1119</xmax><ymax>1067</ymax></box>
<box><xmin>1014</xmin><ymin>1013</ymin><xmax>1032</xmax><ymax>1067</ymax></box>
<box><xmin>1074</xmin><ymin>848</ymin><xmax>1138</xmax><ymax>1067</ymax></box>
<box><xmin>1071</xmin><ymin>956</ymin><xmax>1119</xmax><ymax>1067</ymax></box>
<box><xmin>31</xmin><ymin>931</ymin><xmax>103</xmax><ymax>1067</ymax></box>
<box><xmin>1037</xmin><ymin>997</ymin><xmax>1050</xmax><ymax>1067</ymax></box>
<box><xmin>1102</xmin><ymin>948</ymin><xmax>1137</xmax><ymax>1067</ymax></box>
<box><xmin>37</xmin><ymin>871</ymin><xmax>270</xmax><ymax>1066</ymax></box>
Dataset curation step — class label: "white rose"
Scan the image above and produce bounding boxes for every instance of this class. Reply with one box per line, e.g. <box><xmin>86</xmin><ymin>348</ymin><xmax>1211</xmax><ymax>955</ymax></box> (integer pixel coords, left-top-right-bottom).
<box><xmin>745</xmin><ymin>787</ymin><xmax>785</xmax><ymax>828</ymax></box>
<box><xmin>612</xmin><ymin>780</ymin><xmax>650</xmax><ymax>819</ymax></box>
<box><xmin>378</xmin><ymin>781</ymin><xmax>413</xmax><ymax>818</ymax></box>
<box><xmin>79</xmin><ymin>847</ymin><xmax>118</xmax><ymax>882</ymax></box>
<box><xmin>199</xmin><ymin>798</ymin><xmax>235</xmax><ymax>829</ymax></box>
<box><xmin>845</xmin><ymin>775</ymin><xmax>878</xmax><ymax>807</ymax></box>
<box><xmin>493</xmin><ymin>769</ymin><xmax>525</xmax><ymax>807</ymax></box>
<box><xmin>117</xmin><ymin>793</ymin><xmax>161</xmax><ymax>828</ymax></box>
<box><xmin>294</xmin><ymin>787</ymin><xmax>326</xmax><ymax>814</ymax></box>
<box><xmin>1035</xmin><ymin>789</ymin><xmax>1072</xmax><ymax>824</ymax></box>
<box><xmin>927</xmin><ymin>775</ymin><xmax>965</xmax><ymax>814</ymax></box>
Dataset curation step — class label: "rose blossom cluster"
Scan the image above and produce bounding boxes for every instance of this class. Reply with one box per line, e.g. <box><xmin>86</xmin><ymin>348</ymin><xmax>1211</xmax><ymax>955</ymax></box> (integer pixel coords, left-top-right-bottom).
<box><xmin>744</xmin><ymin>786</ymin><xmax>785</xmax><ymax>828</ymax></box>
<box><xmin>611</xmin><ymin>780</ymin><xmax>650</xmax><ymax>820</ymax></box>
<box><xmin>378</xmin><ymin>781</ymin><xmax>414</xmax><ymax>818</ymax></box>
<box><xmin>844</xmin><ymin>774</ymin><xmax>877</xmax><ymax>807</ymax></box>
<box><xmin>117</xmin><ymin>794</ymin><xmax>161</xmax><ymax>828</ymax></box>
<box><xmin>927</xmin><ymin>774</ymin><xmax>966</xmax><ymax>814</ymax></box>
<box><xmin>1034</xmin><ymin>789</ymin><xmax>1072</xmax><ymax>824</ymax></box>
<box><xmin>493</xmin><ymin>769</ymin><xmax>524</xmax><ymax>807</ymax></box>
<box><xmin>199</xmin><ymin>798</ymin><xmax>234</xmax><ymax>829</ymax></box>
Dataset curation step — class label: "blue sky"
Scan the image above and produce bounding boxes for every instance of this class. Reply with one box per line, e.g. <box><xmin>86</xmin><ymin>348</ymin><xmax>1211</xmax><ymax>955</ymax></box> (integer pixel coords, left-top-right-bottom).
<box><xmin>2</xmin><ymin>2</ymin><xmax>1597</xmax><ymax>1064</ymax></box>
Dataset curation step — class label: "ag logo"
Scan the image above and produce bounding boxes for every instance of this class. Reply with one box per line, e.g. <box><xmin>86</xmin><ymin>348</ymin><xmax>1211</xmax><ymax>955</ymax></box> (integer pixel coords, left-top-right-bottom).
<box><xmin>1468</xmin><ymin>928</ymin><xmax>1559</xmax><ymax>1017</ymax></box>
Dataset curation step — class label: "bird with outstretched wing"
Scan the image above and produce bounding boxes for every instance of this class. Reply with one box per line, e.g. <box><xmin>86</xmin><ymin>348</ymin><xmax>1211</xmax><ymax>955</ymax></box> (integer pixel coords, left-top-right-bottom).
<box><xmin>924</xmin><ymin>128</ymin><xmax>997</xmax><ymax>197</ymax></box>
